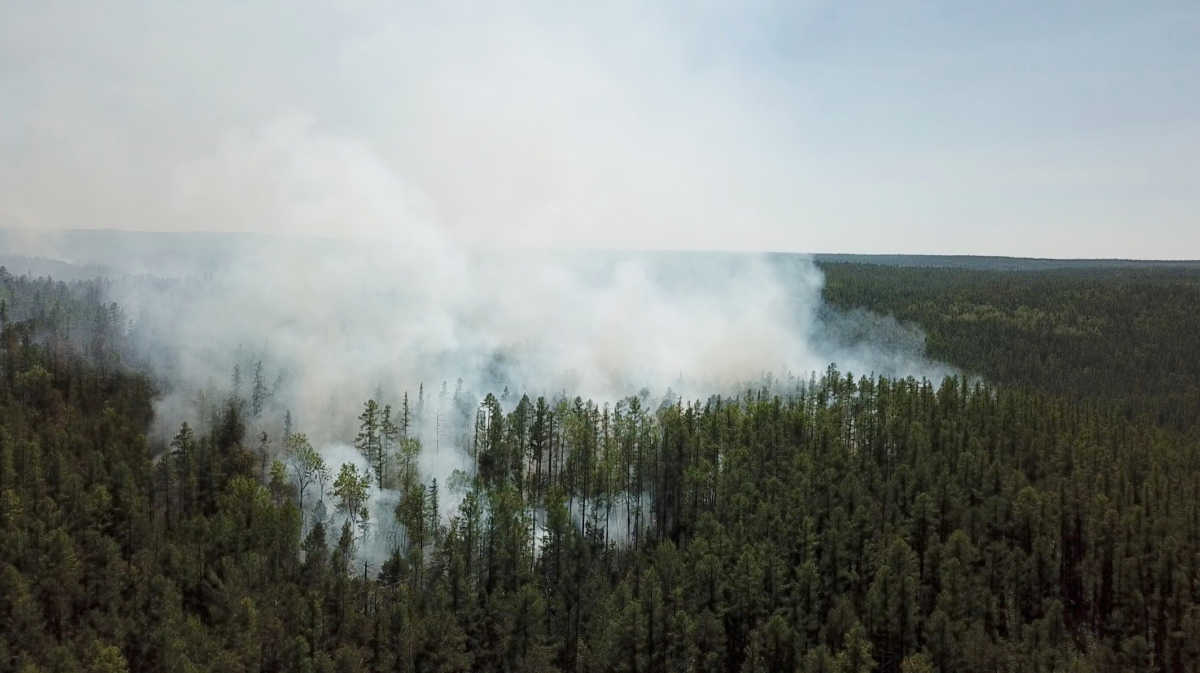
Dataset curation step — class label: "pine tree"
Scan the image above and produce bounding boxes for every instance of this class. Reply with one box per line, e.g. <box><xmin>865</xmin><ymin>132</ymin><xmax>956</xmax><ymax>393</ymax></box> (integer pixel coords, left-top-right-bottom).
<box><xmin>356</xmin><ymin>400</ymin><xmax>382</xmax><ymax>485</ymax></box>
<box><xmin>251</xmin><ymin>360</ymin><xmax>269</xmax><ymax>418</ymax></box>
<box><xmin>287</xmin><ymin>433</ymin><xmax>327</xmax><ymax>524</ymax></box>
<box><xmin>426</xmin><ymin>478</ymin><xmax>440</xmax><ymax>542</ymax></box>
<box><xmin>380</xmin><ymin>405</ymin><xmax>397</xmax><ymax>489</ymax></box>
<box><xmin>231</xmin><ymin>363</ymin><xmax>242</xmax><ymax>401</ymax></box>
<box><xmin>333</xmin><ymin>463</ymin><xmax>370</xmax><ymax>527</ymax></box>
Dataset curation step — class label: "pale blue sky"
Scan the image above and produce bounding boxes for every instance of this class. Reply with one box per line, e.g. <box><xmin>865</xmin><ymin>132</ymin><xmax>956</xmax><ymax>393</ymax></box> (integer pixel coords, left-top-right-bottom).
<box><xmin>2</xmin><ymin>1</ymin><xmax>1197</xmax><ymax>257</ymax></box>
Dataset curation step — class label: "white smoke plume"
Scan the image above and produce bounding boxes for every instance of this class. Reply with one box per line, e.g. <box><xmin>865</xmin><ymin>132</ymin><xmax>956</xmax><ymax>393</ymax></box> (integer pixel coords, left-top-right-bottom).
<box><xmin>4</xmin><ymin>112</ymin><xmax>948</xmax><ymax>445</ymax></box>
<box><xmin>1</xmin><ymin>115</ymin><xmax>950</xmax><ymax>569</ymax></box>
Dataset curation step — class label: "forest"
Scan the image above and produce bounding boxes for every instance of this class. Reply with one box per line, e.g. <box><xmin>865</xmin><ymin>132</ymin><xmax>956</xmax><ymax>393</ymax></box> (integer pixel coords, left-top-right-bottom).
<box><xmin>2</xmin><ymin>260</ymin><xmax>1200</xmax><ymax>673</ymax></box>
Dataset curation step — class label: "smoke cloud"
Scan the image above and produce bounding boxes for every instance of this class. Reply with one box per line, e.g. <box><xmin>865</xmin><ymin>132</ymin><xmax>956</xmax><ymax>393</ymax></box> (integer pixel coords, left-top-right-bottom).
<box><xmin>1</xmin><ymin>116</ymin><xmax>949</xmax><ymax>568</ymax></box>
<box><xmin>3</xmin><ymin>114</ymin><xmax>949</xmax><ymax>438</ymax></box>
<box><xmin>1</xmin><ymin>2</ymin><xmax>961</xmax><ymax>565</ymax></box>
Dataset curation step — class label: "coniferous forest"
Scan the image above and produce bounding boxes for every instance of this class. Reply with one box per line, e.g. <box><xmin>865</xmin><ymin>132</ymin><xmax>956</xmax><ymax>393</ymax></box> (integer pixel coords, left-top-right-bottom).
<box><xmin>4</xmin><ymin>261</ymin><xmax>1200</xmax><ymax>673</ymax></box>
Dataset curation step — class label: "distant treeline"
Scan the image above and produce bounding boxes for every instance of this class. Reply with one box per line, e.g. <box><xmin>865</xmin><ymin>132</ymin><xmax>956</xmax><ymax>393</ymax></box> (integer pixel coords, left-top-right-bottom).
<box><xmin>3</xmin><ymin>264</ymin><xmax>1200</xmax><ymax>672</ymax></box>
<box><xmin>819</xmin><ymin>263</ymin><xmax>1200</xmax><ymax>430</ymax></box>
<box><xmin>811</xmin><ymin>254</ymin><xmax>1200</xmax><ymax>272</ymax></box>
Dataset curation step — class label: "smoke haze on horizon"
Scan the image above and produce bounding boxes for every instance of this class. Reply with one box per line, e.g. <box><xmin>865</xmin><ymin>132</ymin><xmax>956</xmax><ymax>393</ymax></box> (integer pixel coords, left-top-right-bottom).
<box><xmin>0</xmin><ymin>106</ymin><xmax>948</xmax><ymax>450</ymax></box>
<box><xmin>0</xmin><ymin>221</ymin><xmax>950</xmax><ymax>571</ymax></box>
<box><xmin>2</xmin><ymin>1</ymin><xmax>1198</xmax><ymax>258</ymax></box>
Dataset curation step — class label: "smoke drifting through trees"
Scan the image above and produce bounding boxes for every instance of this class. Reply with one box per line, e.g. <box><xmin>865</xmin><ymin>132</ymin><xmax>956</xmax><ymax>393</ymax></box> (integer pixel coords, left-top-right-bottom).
<box><xmin>4</xmin><ymin>227</ymin><xmax>950</xmax><ymax>570</ymax></box>
<box><xmin>2</xmin><ymin>111</ymin><xmax>946</xmax><ymax>450</ymax></box>
<box><xmin>17</xmin><ymin>234</ymin><xmax>946</xmax><ymax>437</ymax></box>
<box><xmin>1</xmin><ymin>118</ymin><xmax>945</xmax><ymax>569</ymax></box>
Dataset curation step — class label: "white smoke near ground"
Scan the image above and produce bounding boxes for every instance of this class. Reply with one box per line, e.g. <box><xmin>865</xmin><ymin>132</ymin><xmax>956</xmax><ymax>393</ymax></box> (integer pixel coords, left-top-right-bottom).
<box><xmin>20</xmin><ymin>114</ymin><xmax>944</xmax><ymax>427</ymax></box>
<box><xmin>309</xmin><ymin>442</ymin><xmax>405</xmax><ymax>570</ymax></box>
<box><xmin>0</xmin><ymin>116</ymin><xmax>949</xmax><ymax>569</ymax></box>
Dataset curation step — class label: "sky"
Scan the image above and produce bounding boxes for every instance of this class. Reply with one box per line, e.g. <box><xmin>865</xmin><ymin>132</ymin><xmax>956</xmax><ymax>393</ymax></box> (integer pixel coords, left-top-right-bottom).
<box><xmin>2</xmin><ymin>0</ymin><xmax>1198</xmax><ymax>258</ymax></box>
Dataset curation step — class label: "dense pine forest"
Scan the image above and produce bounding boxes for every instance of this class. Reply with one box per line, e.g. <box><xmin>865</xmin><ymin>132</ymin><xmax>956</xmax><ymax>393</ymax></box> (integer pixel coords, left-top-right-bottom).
<box><xmin>3</xmin><ymin>262</ymin><xmax>1200</xmax><ymax>673</ymax></box>
<box><xmin>819</xmin><ymin>263</ymin><xmax>1200</xmax><ymax>428</ymax></box>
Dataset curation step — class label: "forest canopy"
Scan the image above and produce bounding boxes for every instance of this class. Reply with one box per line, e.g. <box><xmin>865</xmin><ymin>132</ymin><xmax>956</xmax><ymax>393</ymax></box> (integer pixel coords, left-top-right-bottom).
<box><xmin>1</xmin><ymin>260</ymin><xmax>1199</xmax><ymax>673</ymax></box>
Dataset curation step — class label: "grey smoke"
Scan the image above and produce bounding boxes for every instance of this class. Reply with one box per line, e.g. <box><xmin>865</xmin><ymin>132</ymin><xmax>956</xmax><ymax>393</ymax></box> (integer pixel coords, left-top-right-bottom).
<box><xmin>1</xmin><ymin>115</ymin><xmax>950</xmax><ymax>571</ymax></box>
<box><xmin>15</xmin><ymin>116</ymin><xmax>945</xmax><ymax>435</ymax></box>
<box><xmin>0</xmin><ymin>112</ymin><xmax>948</xmax><ymax>460</ymax></box>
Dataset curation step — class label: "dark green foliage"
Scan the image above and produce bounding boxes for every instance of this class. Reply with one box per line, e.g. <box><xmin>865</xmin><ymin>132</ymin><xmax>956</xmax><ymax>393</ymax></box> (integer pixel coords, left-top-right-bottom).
<box><xmin>819</xmin><ymin>263</ymin><xmax>1200</xmax><ymax>429</ymax></box>
<box><xmin>2</xmin><ymin>264</ymin><xmax>1200</xmax><ymax>673</ymax></box>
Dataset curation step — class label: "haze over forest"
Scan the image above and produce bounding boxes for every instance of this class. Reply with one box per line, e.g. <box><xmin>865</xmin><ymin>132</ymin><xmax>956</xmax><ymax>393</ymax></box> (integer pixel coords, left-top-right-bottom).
<box><xmin>2</xmin><ymin>2</ymin><xmax>1200</xmax><ymax>673</ymax></box>
<box><xmin>4</xmin><ymin>1</ymin><xmax>1198</xmax><ymax>257</ymax></box>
